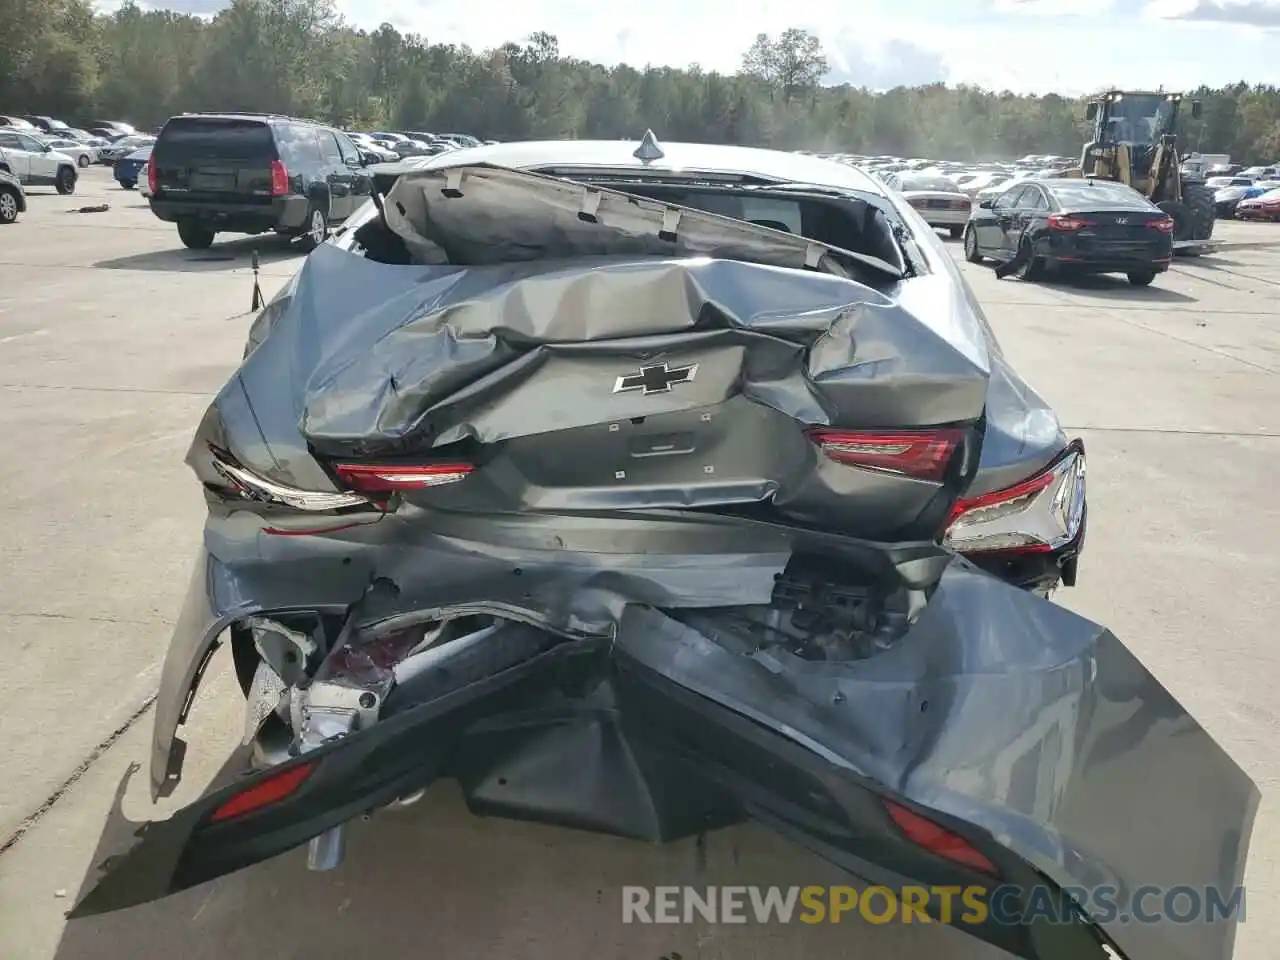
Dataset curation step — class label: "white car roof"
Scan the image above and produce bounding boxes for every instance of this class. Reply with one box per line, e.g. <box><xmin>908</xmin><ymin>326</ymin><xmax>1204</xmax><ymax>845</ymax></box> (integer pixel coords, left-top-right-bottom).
<box><xmin>412</xmin><ymin>138</ymin><xmax>888</xmax><ymax>197</ymax></box>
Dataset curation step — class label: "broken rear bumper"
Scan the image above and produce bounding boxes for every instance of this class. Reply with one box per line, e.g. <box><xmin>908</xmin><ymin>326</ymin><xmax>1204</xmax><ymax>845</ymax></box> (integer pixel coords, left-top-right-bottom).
<box><xmin>118</xmin><ymin>525</ymin><xmax>1255</xmax><ymax>960</ymax></box>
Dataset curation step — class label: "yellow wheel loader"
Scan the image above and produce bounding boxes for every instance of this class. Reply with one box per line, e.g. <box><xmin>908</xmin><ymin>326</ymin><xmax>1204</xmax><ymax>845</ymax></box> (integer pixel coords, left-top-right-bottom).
<box><xmin>1073</xmin><ymin>90</ymin><xmax>1215</xmax><ymax>250</ymax></box>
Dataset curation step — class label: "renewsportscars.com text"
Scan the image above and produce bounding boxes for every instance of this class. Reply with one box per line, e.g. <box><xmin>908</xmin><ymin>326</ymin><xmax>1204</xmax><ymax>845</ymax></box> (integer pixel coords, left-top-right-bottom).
<box><xmin>621</xmin><ymin>885</ymin><xmax>1246</xmax><ymax>926</ymax></box>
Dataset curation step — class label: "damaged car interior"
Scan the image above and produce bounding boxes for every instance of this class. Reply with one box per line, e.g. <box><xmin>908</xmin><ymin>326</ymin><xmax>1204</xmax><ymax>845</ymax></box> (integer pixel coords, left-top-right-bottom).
<box><xmin>68</xmin><ymin>137</ymin><xmax>1257</xmax><ymax>960</ymax></box>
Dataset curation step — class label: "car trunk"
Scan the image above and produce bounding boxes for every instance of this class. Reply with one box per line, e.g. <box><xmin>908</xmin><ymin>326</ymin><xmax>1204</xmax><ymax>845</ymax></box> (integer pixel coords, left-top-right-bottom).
<box><xmin>152</xmin><ymin>117</ymin><xmax>277</xmax><ymax>203</ymax></box>
<box><xmin>1064</xmin><ymin>209</ymin><xmax>1169</xmax><ymax>258</ymax></box>
<box><xmin>229</xmin><ymin>166</ymin><xmax>994</xmax><ymax>538</ymax></box>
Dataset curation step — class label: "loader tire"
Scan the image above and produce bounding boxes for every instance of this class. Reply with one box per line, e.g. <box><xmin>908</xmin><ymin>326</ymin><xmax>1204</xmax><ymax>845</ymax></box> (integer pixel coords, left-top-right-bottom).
<box><xmin>1180</xmin><ymin>180</ymin><xmax>1215</xmax><ymax>242</ymax></box>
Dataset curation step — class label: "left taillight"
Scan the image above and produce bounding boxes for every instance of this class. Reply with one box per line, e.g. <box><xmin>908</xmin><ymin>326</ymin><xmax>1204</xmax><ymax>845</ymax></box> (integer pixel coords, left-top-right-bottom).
<box><xmin>808</xmin><ymin>428</ymin><xmax>963</xmax><ymax>483</ymax></box>
<box><xmin>146</xmin><ymin>154</ymin><xmax>157</xmax><ymax>194</ymax></box>
<box><xmin>334</xmin><ymin>462</ymin><xmax>474</xmax><ymax>493</ymax></box>
<box><xmin>1046</xmin><ymin>214</ymin><xmax>1092</xmax><ymax>232</ymax></box>
<box><xmin>207</xmin><ymin>445</ymin><xmax>371</xmax><ymax>511</ymax></box>
<box><xmin>943</xmin><ymin>439</ymin><xmax>1085</xmax><ymax>555</ymax></box>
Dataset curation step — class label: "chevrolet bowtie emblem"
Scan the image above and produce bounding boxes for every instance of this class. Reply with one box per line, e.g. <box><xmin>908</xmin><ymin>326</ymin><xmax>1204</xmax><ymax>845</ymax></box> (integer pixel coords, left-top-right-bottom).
<box><xmin>613</xmin><ymin>362</ymin><xmax>698</xmax><ymax>396</ymax></box>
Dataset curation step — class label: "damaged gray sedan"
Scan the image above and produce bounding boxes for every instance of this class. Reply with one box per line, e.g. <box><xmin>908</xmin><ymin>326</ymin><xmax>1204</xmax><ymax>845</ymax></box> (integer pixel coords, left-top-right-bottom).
<box><xmin>74</xmin><ymin>134</ymin><xmax>1257</xmax><ymax>960</ymax></box>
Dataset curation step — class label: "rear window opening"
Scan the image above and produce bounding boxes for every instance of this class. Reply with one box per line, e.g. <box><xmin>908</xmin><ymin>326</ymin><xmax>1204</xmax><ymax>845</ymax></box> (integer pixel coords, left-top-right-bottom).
<box><xmin>156</xmin><ymin>117</ymin><xmax>275</xmax><ymax>161</ymax></box>
<box><xmin>352</xmin><ymin>172</ymin><xmax>911</xmax><ymax>283</ymax></box>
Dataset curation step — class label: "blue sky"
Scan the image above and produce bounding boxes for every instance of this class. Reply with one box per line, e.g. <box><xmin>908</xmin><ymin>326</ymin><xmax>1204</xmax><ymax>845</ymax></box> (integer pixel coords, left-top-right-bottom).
<box><xmin>95</xmin><ymin>0</ymin><xmax>1280</xmax><ymax>93</ymax></box>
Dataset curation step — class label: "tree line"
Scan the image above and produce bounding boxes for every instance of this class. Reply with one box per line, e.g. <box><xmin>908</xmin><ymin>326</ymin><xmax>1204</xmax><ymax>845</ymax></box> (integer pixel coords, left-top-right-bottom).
<box><xmin>3</xmin><ymin>0</ymin><xmax>1279</xmax><ymax>163</ymax></box>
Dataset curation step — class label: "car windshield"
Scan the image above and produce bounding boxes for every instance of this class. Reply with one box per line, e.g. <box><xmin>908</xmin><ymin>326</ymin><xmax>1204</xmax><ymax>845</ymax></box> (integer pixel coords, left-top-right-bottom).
<box><xmin>1049</xmin><ymin>181</ymin><xmax>1154</xmax><ymax>209</ymax></box>
<box><xmin>898</xmin><ymin>176</ymin><xmax>957</xmax><ymax>192</ymax></box>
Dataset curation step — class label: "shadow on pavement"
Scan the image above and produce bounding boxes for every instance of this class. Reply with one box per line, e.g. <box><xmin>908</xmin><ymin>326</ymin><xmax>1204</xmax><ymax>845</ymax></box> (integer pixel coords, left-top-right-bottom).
<box><xmin>55</xmin><ymin>754</ymin><xmax>987</xmax><ymax>960</ymax></box>
<box><xmin>93</xmin><ymin>235</ymin><xmax>303</xmax><ymax>273</ymax></box>
<box><xmin>1043</xmin><ymin>273</ymin><xmax>1198</xmax><ymax>304</ymax></box>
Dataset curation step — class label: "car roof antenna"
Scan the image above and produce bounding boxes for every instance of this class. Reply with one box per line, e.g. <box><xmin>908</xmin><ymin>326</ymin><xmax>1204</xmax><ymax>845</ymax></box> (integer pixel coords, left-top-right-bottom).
<box><xmin>633</xmin><ymin>129</ymin><xmax>665</xmax><ymax>162</ymax></box>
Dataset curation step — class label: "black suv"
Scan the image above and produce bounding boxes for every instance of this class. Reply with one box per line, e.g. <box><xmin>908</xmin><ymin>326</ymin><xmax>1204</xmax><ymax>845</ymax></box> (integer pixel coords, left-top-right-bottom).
<box><xmin>148</xmin><ymin>114</ymin><xmax>373</xmax><ymax>250</ymax></box>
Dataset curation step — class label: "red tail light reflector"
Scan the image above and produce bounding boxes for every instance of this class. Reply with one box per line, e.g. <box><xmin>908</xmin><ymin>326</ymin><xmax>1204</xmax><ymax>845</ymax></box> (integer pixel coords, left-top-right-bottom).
<box><xmin>944</xmin><ymin>439</ymin><xmax>1086</xmax><ymax>555</ymax></box>
<box><xmin>1046</xmin><ymin>214</ymin><xmax>1092</xmax><ymax>232</ymax></box>
<box><xmin>1148</xmin><ymin>217</ymin><xmax>1176</xmax><ymax>233</ymax></box>
<box><xmin>335</xmin><ymin>462</ymin><xmax>475</xmax><ymax>494</ymax></box>
<box><xmin>210</xmin><ymin>760</ymin><xmax>317</xmax><ymax>823</ymax></box>
<box><xmin>808</xmin><ymin>428</ymin><xmax>963</xmax><ymax>482</ymax></box>
<box><xmin>883</xmin><ymin>798</ymin><xmax>998</xmax><ymax>874</ymax></box>
<box><xmin>146</xmin><ymin>154</ymin><xmax>157</xmax><ymax>194</ymax></box>
<box><xmin>269</xmin><ymin>159</ymin><xmax>289</xmax><ymax>196</ymax></box>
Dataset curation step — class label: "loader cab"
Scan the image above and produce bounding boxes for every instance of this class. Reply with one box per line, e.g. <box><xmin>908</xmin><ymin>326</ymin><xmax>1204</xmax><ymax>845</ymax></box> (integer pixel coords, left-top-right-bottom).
<box><xmin>1080</xmin><ymin>91</ymin><xmax>1201</xmax><ymax>198</ymax></box>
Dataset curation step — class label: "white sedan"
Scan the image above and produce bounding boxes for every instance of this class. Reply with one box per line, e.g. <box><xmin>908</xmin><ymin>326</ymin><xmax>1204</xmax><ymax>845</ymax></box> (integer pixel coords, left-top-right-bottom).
<box><xmin>883</xmin><ymin>171</ymin><xmax>972</xmax><ymax>238</ymax></box>
<box><xmin>41</xmin><ymin>137</ymin><xmax>98</xmax><ymax>168</ymax></box>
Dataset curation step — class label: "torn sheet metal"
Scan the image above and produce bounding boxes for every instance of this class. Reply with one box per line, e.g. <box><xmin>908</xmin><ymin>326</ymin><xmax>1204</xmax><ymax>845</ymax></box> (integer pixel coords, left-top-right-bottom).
<box><xmin>78</xmin><ymin>524</ymin><xmax>1256</xmax><ymax>960</ymax></box>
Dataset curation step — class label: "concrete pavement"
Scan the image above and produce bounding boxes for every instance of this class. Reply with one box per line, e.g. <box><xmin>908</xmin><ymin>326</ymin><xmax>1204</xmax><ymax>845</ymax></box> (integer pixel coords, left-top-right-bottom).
<box><xmin>0</xmin><ymin>166</ymin><xmax>1276</xmax><ymax>959</ymax></box>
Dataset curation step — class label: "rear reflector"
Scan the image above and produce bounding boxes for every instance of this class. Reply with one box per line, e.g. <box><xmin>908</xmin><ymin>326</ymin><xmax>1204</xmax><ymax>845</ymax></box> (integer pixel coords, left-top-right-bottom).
<box><xmin>808</xmin><ymin>428</ymin><xmax>963</xmax><ymax>482</ymax></box>
<box><xmin>335</xmin><ymin>462</ymin><xmax>475</xmax><ymax>494</ymax></box>
<box><xmin>944</xmin><ymin>439</ymin><xmax>1086</xmax><ymax>554</ymax></box>
<box><xmin>883</xmin><ymin>798</ymin><xmax>998</xmax><ymax>874</ymax></box>
<box><xmin>210</xmin><ymin>760</ymin><xmax>317</xmax><ymax>823</ymax></box>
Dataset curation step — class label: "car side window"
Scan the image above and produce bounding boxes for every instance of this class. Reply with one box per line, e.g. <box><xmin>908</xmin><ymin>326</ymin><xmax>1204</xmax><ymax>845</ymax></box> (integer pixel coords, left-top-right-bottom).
<box><xmin>16</xmin><ymin>134</ymin><xmax>43</xmax><ymax>151</ymax></box>
<box><xmin>317</xmin><ymin>131</ymin><xmax>344</xmax><ymax>167</ymax></box>
<box><xmin>275</xmin><ymin>122</ymin><xmax>322</xmax><ymax>168</ymax></box>
<box><xmin>1019</xmin><ymin>188</ymin><xmax>1049</xmax><ymax>211</ymax></box>
<box><xmin>0</xmin><ymin>132</ymin><xmax>19</xmax><ymax>149</ymax></box>
<box><xmin>994</xmin><ymin>187</ymin><xmax>1023</xmax><ymax>210</ymax></box>
<box><xmin>333</xmin><ymin>132</ymin><xmax>361</xmax><ymax>165</ymax></box>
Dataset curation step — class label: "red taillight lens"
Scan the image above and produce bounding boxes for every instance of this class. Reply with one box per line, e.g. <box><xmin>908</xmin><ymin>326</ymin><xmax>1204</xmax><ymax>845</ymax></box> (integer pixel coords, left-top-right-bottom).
<box><xmin>210</xmin><ymin>760</ymin><xmax>317</xmax><ymax>823</ymax></box>
<box><xmin>269</xmin><ymin>159</ymin><xmax>289</xmax><ymax>196</ymax></box>
<box><xmin>944</xmin><ymin>440</ymin><xmax>1086</xmax><ymax>555</ymax></box>
<box><xmin>335</xmin><ymin>462</ymin><xmax>474</xmax><ymax>494</ymax></box>
<box><xmin>146</xmin><ymin>154</ymin><xmax>157</xmax><ymax>194</ymax></box>
<box><xmin>1148</xmin><ymin>217</ymin><xmax>1176</xmax><ymax>233</ymax></box>
<box><xmin>1046</xmin><ymin>214</ymin><xmax>1092</xmax><ymax>231</ymax></box>
<box><xmin>883</xmin><ymin>798</ymin><xmax>998</xmax><ymax>874</ymax></box>
<box><xmin>808</xmin><ymin>428</ymin><xmax>963</xmax><ymax>482</ymax></box>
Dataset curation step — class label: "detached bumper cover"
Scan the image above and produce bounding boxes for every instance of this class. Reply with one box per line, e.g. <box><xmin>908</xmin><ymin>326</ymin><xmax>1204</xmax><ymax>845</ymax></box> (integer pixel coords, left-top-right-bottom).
<box><xmin>77</xmin><ymin>518</ymin><xmax>1257</xmax><ymax>960</ymax></box>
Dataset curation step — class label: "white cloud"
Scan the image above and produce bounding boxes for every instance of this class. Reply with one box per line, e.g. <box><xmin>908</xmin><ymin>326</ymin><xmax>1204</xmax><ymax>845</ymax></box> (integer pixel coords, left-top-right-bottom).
<box><xmin>989</xmin><ymin>0</ymin><xmax>1118</xmax><ymax>14</ymax></box>
<box><xmin>89</xmin><ymin>0</ymin><xmax>1280</xmax><ymax>92</ymax></box>
<box><xmin>1144</xmin><ymin>0</ymin><xmax>1280</xmax><ymax>23</ymax></box>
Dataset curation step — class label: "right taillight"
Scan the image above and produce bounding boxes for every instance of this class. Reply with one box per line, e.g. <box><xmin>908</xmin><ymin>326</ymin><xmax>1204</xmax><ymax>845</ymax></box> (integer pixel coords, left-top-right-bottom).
<box><xmin>269</xmin><ymin>159</ymin><xmax>289</xmax><ymax>196</ymax></box>
<box><xmin>146</xmin><ymin>154</ymin><xmax>157</xmax><ymax>194</ymax></box>
<box><xmin>944</xmin><ymin>439</ymin><xmax>1086</xmax><ymax>555</ymax></box>
<box><xmin>1148</xmin><ymin>217</ymin><xmax>1176</xmax><ymax>233</ymax></box>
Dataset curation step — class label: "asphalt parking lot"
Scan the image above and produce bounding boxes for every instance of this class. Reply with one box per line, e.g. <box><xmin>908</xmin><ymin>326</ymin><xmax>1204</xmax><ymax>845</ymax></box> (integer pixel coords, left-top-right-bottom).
<box><xmin>0</xmin><ymin>165</ymin><xmax>1277</xmax><ymax>960</ymax></box>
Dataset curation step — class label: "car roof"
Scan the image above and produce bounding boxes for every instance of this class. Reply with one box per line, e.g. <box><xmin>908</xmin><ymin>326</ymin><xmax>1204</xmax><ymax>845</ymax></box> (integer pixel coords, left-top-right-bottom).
<box><xmin>412</xmin><ymin>138</ymin><xmax>887</xmax><ymax>196</ymax></box>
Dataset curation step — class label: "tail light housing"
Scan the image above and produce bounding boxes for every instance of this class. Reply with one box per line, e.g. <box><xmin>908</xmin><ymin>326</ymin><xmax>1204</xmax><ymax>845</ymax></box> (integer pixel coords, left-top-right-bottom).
<box><xmin>208</xmin><ymin>445</ymin><xmax>370</xmax><ymax>511</ymax></box>
<box><xmin>944</xmin><ymin>439</ymin><xmax>1085</xmax><ymax>554</ymax></box>
<box><xmin>334</xmin><ymin>462</ymin><xmax>474</xmax><ymax>493</ymax></box>
<box><xmin>1046</xmin><ymin>214</ymin><xmax>1092</xmax><ymax>231</ymax></box>
<box><xmin>1148</xmin><ymin>216</ymin><xmax>1176</xmax><ymax>233</ymax></box>
<box><xmin>269</xmin><ymin>159</ymin><xmax>289</xmax><ymax>196</ymax></box>
<box><xmin>808</xmin><ymin>428</ymin><xmax>963</xmax><ymax>483</ymax></box>
<box><xmin>146</xmin><ymin>153</ymin><xmax>157</xmax><ymax>194</ymax></box>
